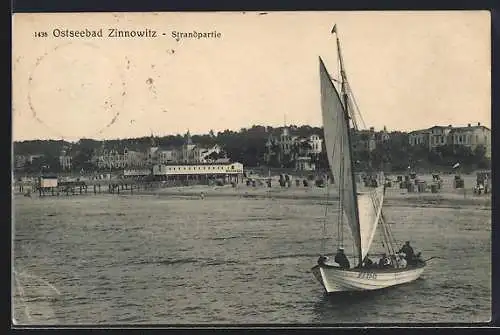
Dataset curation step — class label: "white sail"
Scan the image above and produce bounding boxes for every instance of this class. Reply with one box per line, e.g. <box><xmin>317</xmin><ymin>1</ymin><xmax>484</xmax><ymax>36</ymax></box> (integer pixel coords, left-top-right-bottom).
<box><xmin>319</xmin><ymin>57</ymin><xmax>361</xmax><ymax>258</ymax></box>
<box><xmin>357</xmin><ymin>185</ymin><xmax>385</xmax><ymax>260</ymax></box>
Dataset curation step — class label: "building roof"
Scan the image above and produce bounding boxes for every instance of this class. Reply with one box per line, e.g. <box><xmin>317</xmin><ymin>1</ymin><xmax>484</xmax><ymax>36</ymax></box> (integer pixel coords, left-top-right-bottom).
<box><xmin>409</xmin><ymin>124</ymin><xmax>490</xmax><ymax>135</ymax></box>
<box><xmin>154</xmin><ymin>161</ymin><xmax>238</xmax><ymax>166</ymax></box>
<box><xmin>157</xmin><ymin>145</ymin><xmax>177</xmax><ymax>152</ymax></box>
<box><xmin>448</xmin><ymin>125</ymin><xmax>490</xmax><ymax>133</ymax></box>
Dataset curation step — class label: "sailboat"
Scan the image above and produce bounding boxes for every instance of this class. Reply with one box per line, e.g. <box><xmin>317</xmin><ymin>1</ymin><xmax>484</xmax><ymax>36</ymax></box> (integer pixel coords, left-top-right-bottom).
<box><xmin>311</xmin><ymin>25</ymin><xmax>426</xmax><ymax>293</ymax></box>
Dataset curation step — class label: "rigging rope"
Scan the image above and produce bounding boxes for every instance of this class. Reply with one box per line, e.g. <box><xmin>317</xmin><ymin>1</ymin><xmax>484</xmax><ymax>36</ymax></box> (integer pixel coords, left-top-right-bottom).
<box><xmin>347</xmin><ymin>83</ymin><xmax>367</xmax><ymax>130</ymax></box>
<box><xmin>384</xmin><ymin>213</ymin><xmax>400</xmax><ymax>252</ymax></box>
<box><xmin>338</xmin><ymin>123</ymin><xmax>344</xmax><ymax>249</ymax></box>
<box><xmin>321</xmin><ymin>180</ymin><xmax>329</xmax><ymax>255</ymax></box>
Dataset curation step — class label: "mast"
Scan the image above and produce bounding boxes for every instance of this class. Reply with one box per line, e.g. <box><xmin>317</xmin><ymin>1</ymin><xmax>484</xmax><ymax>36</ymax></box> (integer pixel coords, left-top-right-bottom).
<box><xmin>333</xmin><ymin>25</ymin><xmax>363</xmax><ymax>266</ymax></box>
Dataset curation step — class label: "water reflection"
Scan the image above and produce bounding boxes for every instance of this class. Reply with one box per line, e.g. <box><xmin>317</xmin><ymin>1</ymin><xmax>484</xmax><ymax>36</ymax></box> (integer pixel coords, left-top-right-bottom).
<box><xmin>312</xmin><ymin>278</ymin><xmax>428</xmax><ymax>324</ymax></box>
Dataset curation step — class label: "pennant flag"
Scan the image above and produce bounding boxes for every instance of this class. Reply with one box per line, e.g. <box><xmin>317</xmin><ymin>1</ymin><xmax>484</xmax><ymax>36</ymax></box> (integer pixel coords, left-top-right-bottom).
<box><xmin>331</xmin><ymin>24</ymin><xmax>337</xmax><ymax>34</ymax></box>
<box><xmin>453</xmin><ymin>162</ymin><xmax>460</xmax><ymax>169</ymax></box>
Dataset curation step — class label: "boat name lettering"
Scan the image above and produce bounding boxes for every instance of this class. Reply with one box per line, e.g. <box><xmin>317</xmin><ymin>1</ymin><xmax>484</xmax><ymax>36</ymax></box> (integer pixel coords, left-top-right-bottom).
<box><xmin>357</xmin><ymin>272</ymin><xmax>377</xmax><ymax>279</ymax></box>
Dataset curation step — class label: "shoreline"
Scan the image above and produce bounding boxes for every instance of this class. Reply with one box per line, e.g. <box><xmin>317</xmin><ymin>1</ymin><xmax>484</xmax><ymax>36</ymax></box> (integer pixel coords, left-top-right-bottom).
<box><xmin>14</xmin><ymin>184</ymin><xmax>491</xmax><ymax>208</ymax></box>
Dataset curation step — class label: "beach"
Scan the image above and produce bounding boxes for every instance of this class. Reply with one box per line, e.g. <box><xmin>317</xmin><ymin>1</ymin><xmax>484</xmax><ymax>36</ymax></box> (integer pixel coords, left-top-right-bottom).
<box><xmin>124</xmin><ymin>173</ymin><xmax>491</xmax><ymax>208</ymax></box>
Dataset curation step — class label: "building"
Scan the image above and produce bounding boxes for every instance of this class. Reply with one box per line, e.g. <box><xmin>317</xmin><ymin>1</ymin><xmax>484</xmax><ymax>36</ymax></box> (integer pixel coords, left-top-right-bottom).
<box><xmin>352</xmin><ymin>127</ymin><xmax>377</xmax><ymax>152</ymax></box>
<box><xmin>14</xmin><ymin>155</ymin><xmax>28</xmax><ymax>169</ymax></box>
<box><xmin>124</xmin><ymin>148</ymin><xmax>147</xmax><ymax>168</ymax></box>
<box><xmin>157</xmin><ymin>147</ymin><xmax>179</xmax><ymax>164</ymax></box>
<box><xmin>408</xmin><ymin>129</ymin><xmax>431</xmax><ymax>147</ymax></box>
<box><xmin>408</xmin><ymin>123</ymin><xmax>491</xmax><ymax>158</ymax></box>
<box><xmin>151</xmin><ymin>162</ymin><xmax>244</xmax><ymax>183</ymax></box>
<box><xmin>379</xmin><ymin>126</ymin><xmax>390</xmax><ymax>142</ymax></box>
<box><xmin>265</xmin><ymin>127</ymin><xmax>324</xmax><ymax>165</ymax></box>
<box><xmin>448</xmin><ymin>123</ymin><xmax>491</xmax><ymax>158</ymax></box>
<box><xmin>295</xmin><ymin>156</ymin><xmax>315</xmax><ymax>171</ymax></box>
<box><xmin>14</xmin><ymin>154</ymin><xmax>44</xmax><ymax>169</ymax></box>
<box><xmin>279</xmin><ymin>127</ymin><xmax>294</xmax><ymax>158</ymax></box>
<box><xmin>264</xmin><ymin>134</ymin><xmax>278</xmax><ymax>163</ymax></box>
<box><xmin>93</xmin><ymin>149</ymin><xmax>125</xmax><ymax>169</ymax></box>
<box><xmin>91</xmin><ymin>131</ymin><xmax>227</xmax><ymax>171</ymax></box>
<box><xmin>146</xmin><ymin>132</ymin><xmax>223</xmax><ymax>165</ymax></box>
<box><xmin>198</xmin><ymin>144</ymin><xmax>223</xmax><ymax>163</ymax></box>
<box><xmin>409</xmin><ymin>125</ymin><xmax>454</xmax><ymax>150</ymax></box>
<box><xmin>38</xmin><ymin>175</ymin><xmax>58</xmax><ymax>188</ymax></box>
<box><xmin>59</xmin><ymin>146</ymin><xmax>72</xmax><ymax>171</ymax></box>
<box><xmin>123</xmin><ymin>169</ymin><xmax>151</xmax><ymax>177</ymax></box>
<box><xmin>59</xmin><ymin>154</ymin><xmax>72</xmax><ymax>171</ymax></box>
<box><xmin>307</xmin><ymin>134</ymin><xmax>323</xmax><ymax>154</ymax></box>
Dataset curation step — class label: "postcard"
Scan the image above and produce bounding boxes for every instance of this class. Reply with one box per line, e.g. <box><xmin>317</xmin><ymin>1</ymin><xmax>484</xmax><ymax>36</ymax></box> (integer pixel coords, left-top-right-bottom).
<box><xmin>12</xmin><ymin>11</ymin><xmax>491</xmax><ymax>325</ymax></box>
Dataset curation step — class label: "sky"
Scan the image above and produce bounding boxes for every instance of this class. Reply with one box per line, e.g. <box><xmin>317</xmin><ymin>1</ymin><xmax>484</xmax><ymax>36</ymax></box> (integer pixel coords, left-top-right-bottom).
<box><xmin>12</xmin><ymin>11</ymin><xmax>491</xmax><ymax>141</ymax></box>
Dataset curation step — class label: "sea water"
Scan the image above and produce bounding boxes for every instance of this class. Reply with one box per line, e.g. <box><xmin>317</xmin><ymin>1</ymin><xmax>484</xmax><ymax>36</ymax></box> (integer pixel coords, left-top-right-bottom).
<box><xmin>12</xmin><ymin>192</ymin><xmax>491</xmax><ymax>324</ymax></box>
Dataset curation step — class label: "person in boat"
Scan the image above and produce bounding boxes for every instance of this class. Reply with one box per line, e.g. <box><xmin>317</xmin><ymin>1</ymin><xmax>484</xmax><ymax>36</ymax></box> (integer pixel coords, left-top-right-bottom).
<box><xmin>362</xmin><ymin>257</ymin><xmax>374</xmax><ymax>269</ymax></box>
<box><xmin>378</xmin><ymin>253</ymin><xmax>392</xmax><ymax>268</ymax></box>
<box><xmin>334</xmin><ymin>247</ymin><xmax>350</xmax><ymax>269</ymax></box>
<box><xmin>396</xmin><ymin>253</ymin><xmax>407</xmax><ymax>268</ymax></box>
<box><xmin>399</xmin><ymin>241</ymin><xmax>416</xmax><ymax>264</ymax></box>
<box><xmin>317</xmin><ymin>255</ymin><xmax>328</xmax><ymax>265</ymax></box>
<box><xmin>415</xmin><ymin>252</ymin><xmax>425</xmax><ymax>265</ymax></box>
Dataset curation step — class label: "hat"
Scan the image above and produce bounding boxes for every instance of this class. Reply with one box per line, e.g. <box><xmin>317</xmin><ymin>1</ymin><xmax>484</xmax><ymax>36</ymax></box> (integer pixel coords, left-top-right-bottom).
<box><xmin>405</xmin><ymin>241</ymin><xmax>410</xmax><ymax>244</ymax></box>
<box><xmin>338</xmin><ymin>247</ymin><xmax>344</xmax><ymax>251</ymax></box>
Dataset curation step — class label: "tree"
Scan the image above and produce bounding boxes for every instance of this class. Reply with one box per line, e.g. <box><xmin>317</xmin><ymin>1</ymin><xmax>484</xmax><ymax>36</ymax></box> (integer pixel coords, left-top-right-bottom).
<box><xmin>473</xmin><ymin>145</ymin><xmax>490</xmax><ymax>169</ymax></box>
<box><xmin>72</xmin><ymin>148</ymin><xmax>94</xmax><ymax>172</ymax></box>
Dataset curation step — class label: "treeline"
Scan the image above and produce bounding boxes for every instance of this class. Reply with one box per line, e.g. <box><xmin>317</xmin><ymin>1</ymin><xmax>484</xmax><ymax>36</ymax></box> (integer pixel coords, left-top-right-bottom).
<box><xmin>13</xmin><ymin>125</ymin><xmax>490</xmax><ymax>173</ymax></box>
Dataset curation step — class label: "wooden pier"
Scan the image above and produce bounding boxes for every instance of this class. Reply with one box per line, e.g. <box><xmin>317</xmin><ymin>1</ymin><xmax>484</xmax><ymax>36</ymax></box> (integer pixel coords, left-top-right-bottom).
<box><xmin>32</xmin><ymin>180</ymin><xmax>172</xmax><ymax>197</ymax></box>
<box><xmin>38</xmin><ymin>181</ymin><xmax>89</xmax><ymax>197</ymax></box>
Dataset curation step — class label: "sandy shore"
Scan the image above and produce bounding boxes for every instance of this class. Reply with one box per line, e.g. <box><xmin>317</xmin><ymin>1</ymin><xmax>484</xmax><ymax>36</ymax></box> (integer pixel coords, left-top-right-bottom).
<box><xmin>14</xmin><ymin>173</ymin><xmax>491</xmax><ymax>208</ymax></box>
<box><xmin>126</xmin><ymin>182</ymin><xmax>490</xmax><ymax>208</ymax></box>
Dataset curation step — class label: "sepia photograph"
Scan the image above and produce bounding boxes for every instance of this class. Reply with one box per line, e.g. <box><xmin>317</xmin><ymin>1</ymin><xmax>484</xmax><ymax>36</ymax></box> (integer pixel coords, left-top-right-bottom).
<box><xmin>12</xmin><ymin>11</ymin><xmax>491</xmax><ymax>324</ymax></box>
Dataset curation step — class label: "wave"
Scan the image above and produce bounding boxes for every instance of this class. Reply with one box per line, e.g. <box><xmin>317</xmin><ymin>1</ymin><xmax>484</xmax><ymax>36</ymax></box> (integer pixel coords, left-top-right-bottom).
<box><xmin>258</xmin><ymin>253</ymin><xmax>320</xmax><ymax>261</ymax></box>
<box><xmin>82</xmin><ymin>212</ymin><xmax>110</xmax><ymax>217</ymax></box>
<box><xmin>210</xmin><ymin>235</ymin><xmax>265</xmax><ymax>241</ymax></box>
<box><xmin>129</xmin><ymin>256</ymin><xmax>242</xmax><ymax>267</ymax></box>
<box><xmin>203</xmin><ymin>259</ymin><xmax>240</xmax><ymax>266</ymax></box>
<box><xmin>210</xmin><ymin>235</ymin><xmax>242</xmax><ymax>241</ymax></box>
<box><xmin>133</xmin><ymin>257</ymin><xmax>199</xmax><ymax>266</ymax></box>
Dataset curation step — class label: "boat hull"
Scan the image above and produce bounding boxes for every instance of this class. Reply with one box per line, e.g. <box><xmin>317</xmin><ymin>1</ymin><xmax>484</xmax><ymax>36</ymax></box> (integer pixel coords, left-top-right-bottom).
<box><xmin>311</xmin><ymin>263</ymin><xmax>425</xmax><ymax>293</ymax></box>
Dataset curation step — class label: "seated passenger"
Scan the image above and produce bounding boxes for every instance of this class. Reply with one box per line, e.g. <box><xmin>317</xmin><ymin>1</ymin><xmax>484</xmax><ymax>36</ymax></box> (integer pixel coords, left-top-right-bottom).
<box><xmin>363</xmin><ymin>257</ymin><xmax>374</xmax><ymax>269</ymax></box>
<box><xmin>415</xmin><ymin>252</ymin><xmax>425</xmax><ymax>265</ymax></box>
<box><xmin>399</xmin><ymin>241</ymin><xmax>416</xmax><ymax>264</ymax></box>
<box><xmin>317</xmin><ymin>255</ymin><xmax>328</xmax><ymax>265</ymax></box>
<box><xmin>396</xmin><ymin>253</ymin><xmax>407</xmax><ymax>268</ymax></box>
<box><xmin>378</xmin><ymin>253</ymin><xmax>392</xmax><ymax>268</ymax></box>
<box><xmin>334</xmin><ymin>247</ymin><xmax>350</xmax><ymax>269</ymax></box>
